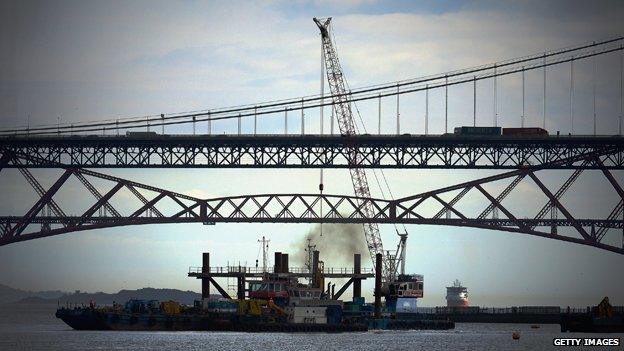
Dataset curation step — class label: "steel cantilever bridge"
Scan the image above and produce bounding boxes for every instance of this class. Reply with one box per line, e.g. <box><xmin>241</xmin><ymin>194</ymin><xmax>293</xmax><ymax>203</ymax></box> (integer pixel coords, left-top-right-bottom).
<box><xmin>1</xmin><ymin>35</ymin><xmax>623</xmax><ymax>255</ymax></box>
<box><xmin>0</xmin><ymin>142</ymin><xmax>623</xmax><ymax>254</ymax></box>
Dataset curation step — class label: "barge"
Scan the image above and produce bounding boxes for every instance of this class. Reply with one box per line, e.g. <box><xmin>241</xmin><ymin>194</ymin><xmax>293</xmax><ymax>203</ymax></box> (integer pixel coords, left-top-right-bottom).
<box><xmin>57</xmin><ymin>247</ymin><xmax>454</xmax><ymax>332</ymax></box>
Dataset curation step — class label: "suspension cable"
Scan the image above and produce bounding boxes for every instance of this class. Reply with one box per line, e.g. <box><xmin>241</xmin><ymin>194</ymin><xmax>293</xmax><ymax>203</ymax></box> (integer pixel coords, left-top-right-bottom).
<box><xmin>4</xmin><ymin>37</ymin><xmax>624</xmax><ymax>136</ymax></box>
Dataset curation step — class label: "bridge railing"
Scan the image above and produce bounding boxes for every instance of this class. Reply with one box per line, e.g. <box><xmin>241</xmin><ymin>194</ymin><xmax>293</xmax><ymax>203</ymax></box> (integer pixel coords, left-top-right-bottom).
<box><xmin>188</xmin><ymin>266</ymin><xmax>374</xmax><ymax>275</ymax></box>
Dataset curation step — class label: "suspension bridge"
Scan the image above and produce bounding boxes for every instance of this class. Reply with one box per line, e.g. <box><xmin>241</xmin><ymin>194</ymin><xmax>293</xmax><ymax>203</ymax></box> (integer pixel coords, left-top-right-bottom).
<box><xmin>1</xmin><ymin>30</ymin><xmax>623</xmax><ymax>260</ymax></box>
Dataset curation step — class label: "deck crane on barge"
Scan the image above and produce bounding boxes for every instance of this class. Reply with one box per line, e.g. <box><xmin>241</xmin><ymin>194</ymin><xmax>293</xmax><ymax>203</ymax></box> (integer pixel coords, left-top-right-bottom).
<box><xmin>313</xmin><ymin>17</ymin><xmax>423</xmax><ymax>307</ymax></box>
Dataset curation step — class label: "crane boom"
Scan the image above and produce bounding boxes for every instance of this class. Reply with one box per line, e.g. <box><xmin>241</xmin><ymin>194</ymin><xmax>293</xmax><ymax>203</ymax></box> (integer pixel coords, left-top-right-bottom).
<box><xmin>313</xmin><ymin>17</ymin><xmax>387</xmax><ymax>277</ymax></box>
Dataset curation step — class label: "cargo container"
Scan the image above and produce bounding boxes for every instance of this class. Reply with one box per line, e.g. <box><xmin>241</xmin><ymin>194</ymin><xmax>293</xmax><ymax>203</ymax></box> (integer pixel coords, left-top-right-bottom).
<box><xmin>125</xmin><ymin>131</ymin><xmax>158</xmax><ymax>137</ymax></box>
<box><xmin>502</xmin><ymin>127</ymin><xmax>548</xmax><ymax>136</ymax></box>
<box><xmin>453</xmin><ymin>126</ymin><xmax>502</xmax><ymax>136</ymax></box>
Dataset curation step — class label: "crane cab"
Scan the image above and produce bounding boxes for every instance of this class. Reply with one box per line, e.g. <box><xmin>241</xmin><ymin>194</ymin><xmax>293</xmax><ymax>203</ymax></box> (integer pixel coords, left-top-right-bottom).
<box><xmin>387</xmin><ymin>274</ymin><xmax>424</xmax><ymax>298</ymax></box>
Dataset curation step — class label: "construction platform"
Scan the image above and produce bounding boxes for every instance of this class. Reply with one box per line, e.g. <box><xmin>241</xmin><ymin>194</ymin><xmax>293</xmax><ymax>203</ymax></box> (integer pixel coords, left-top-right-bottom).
<box><xmin>188</xmin><ymin>266</ymin><xmax>374</xmax><ymax>279</ymax></box>
<box><xmin>188</xmin><ymin>251</ymin><xmax>373</xmax><ymax>301</ymax></box>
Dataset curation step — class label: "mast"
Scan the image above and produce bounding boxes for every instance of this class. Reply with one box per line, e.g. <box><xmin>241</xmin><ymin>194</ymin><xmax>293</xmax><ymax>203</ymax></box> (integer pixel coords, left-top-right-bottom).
<box><xmin>257</xmin><ymin>236</ymin><xmax>269</xmax><ymax>273</ymax></box>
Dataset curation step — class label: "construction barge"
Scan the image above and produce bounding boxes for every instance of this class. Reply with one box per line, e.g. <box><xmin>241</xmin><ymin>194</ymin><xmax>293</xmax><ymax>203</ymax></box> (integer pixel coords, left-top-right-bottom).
<box><xmin>56</xmin><ymin>249</ymin><xmax>454</xmax><ymax>332</ymax></box>
<box><xmin>55</xmin><ymin>248</ymin><xmax>623</xmax><ymax>332</ymax></box>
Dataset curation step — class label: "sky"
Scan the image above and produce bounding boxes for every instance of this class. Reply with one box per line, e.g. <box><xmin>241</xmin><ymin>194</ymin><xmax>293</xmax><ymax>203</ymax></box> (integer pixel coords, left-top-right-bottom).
<box><xmin>0</xmin><ymin>0</ymin><xmax>624</xmax><ymax>307</ymax></box>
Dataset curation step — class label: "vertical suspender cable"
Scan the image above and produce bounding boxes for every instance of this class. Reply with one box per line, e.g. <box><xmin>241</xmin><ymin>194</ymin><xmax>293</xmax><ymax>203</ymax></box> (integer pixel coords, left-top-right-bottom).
<box><xmin>494</xmin><ymin>64</ymin><xmax>497</xmax><ymax>127</ymax></box>
<box><xmin>161</xmin><ymin>115</ymin><xmax>164</xmax><ymax>135</ymax></box>
<box><xmin>396</xmin><ymin>83</ymin><xmax>400</xmax><ymax>134</ymax></box>
<box><xmin>253</xmin><ymin>106</ymin><xmax>257</xmax><ymax>135</ymax></box>
<box><xmin>301</xmin><ymin>98</ymin><xmax>305</xmax><ymax>135</ymax></box>
<box><xmin>330</xmin><ymin>104</ymin><xmax>334</xmax><ymax>135</ymax></box>
<box><xmin>208</xmin><ymin>111</ymin><xmax>212</xmax><ymax>135</ymax></box>
<box><xmin>473</xmin><ymin>76</ymin><xmax>477</xmax><ymax>127</ymax></box>
<box><xmin>193</xmin><ymin>116</ymin><xmax>196</xmax><ymax>135</ymax></box>
<box><xmin>425</xmin><ymin>84</ymin><xmax>429</xmax><ymax>135</ymax></box>
<box><xmin>593</xmin><ymin>52</ymin><xmax>597</xmax><ymax>136</ymax></box>
<box><xmin>619</xmin><ymin>45</ymin><xmax>624</xmax><ymax>135</ymax></box>
<box><xmin>570</xmin><ymin>57</ymin><xmax>574</xmax><ymax>134</ymax></box>
<box><xmin>445</xmin><ymin>76</ymin><xmax>448</xmax><ymax>134</ymax></box>
<box><xmin>378</xmin><ymin>93</ymin><xmax>381</xmax><ymax>135</ymax></box>
<box><xmin>284</xmin><ymin>108</ymin><xmax>288</xmax><ymax>135</ymax></box>
<box><xmin>237</xmin><ymin>113</ymin><xmax>241</xmax><ymax>135</ymax></box>
<box><xmin>146</xmin><ymin>116</ymin><xmax>150</xmax><ymax>132</ymax></box>
<box><xmin>543</xmin><ymin>54</ymin><xmax>546</xmax><ymax>129</ymax></box>
<box><xmin>521</xmin><ymin>67</ymin><xmax>525</xmax><ymax>128</ymax></box>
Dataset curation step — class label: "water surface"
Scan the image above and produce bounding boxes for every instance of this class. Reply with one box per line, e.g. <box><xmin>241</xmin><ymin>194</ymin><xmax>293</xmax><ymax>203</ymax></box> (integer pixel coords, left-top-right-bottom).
<box><xmin>1</xmin><ymin>304</ymin><xmax>621</xmax><ymax>350</ymax></box>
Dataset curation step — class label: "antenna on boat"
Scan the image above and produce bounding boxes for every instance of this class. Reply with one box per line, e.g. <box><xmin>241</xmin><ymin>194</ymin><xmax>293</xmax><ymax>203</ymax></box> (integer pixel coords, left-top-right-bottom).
<box><xmin>257</xmin><ymin>236</ymin><xmax>270</xmax><ymax>273</ymax></box>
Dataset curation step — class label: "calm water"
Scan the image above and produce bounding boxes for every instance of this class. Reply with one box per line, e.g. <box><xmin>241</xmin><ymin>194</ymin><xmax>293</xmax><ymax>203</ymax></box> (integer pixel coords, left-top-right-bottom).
<box><xmin>0</xmin><ymin>304</ymin><xmax>621</xmax><ymax>350</ymax></box>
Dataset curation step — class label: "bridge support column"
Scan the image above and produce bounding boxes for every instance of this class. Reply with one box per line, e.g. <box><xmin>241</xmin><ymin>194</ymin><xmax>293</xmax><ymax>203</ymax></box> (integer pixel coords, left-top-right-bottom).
<box><xmin>353</xmin><ymin>253</ymin><xmax>361</xmax><ymax>299</ymax></box>
<box><xmin>237</xmin><ymin>276</ymin><xmax>245</xmax><ymax>300</ymax></box>
<box><xmin>202</xmin><ymin>252</ymin><xmax>210</xmax><ymax>299</ymax></box>
<box><xmin>374</xmin><ymin>253</ymin><xmax>382</xmax><ymax>319</ymax></box>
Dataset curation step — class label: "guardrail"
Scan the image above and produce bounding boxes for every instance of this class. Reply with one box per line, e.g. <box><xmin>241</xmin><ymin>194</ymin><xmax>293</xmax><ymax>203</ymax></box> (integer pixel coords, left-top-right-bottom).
<box><xmin>188</xmin><ymin>266</ymin><xmax>375</xmax><ymax>275</ymax></box>
<box><xmin>402</xmin><ymin>306</ymin><xmax>622</xmax><ymax>315</ymax></box>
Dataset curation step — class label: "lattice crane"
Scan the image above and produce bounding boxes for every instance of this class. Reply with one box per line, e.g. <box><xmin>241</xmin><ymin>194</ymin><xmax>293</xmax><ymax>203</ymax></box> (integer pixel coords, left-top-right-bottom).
<box><xmin>314</xmin><ymin>17</ymin><xmax>407</xmax><ymax>284</ymax></box>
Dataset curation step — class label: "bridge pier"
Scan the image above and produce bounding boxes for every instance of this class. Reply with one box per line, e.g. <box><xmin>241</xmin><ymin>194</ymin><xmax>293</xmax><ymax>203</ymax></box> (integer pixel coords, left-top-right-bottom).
<box><xmin>353</xmin><ymin>253</ymin><xmax>362</xmax><ymax>299</ymax></box>
<box><xmin>237</xmin><ymin>276</ymin><xmax>245</xmax><ymax>300</ymax></box>
<box><xmin>374</xmin><ymin>253</ymin><xmax>382</xmax><ymax>319</ymax></box>
<box><xmin>202</xmin><ymin>252</ymin><xmax>210</xmax><ymax>298</ymax></box>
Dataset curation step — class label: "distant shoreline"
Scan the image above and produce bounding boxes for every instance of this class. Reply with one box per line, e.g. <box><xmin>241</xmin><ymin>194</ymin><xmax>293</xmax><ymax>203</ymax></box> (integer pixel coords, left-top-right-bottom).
<box><xmin>0</xmin><ymin>283</ymin><xmax>209</xmax><ymax>306</ymax></box>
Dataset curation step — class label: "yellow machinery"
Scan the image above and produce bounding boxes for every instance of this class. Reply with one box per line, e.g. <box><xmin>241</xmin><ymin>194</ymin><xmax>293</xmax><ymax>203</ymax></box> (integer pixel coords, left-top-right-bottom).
<box><xmin>596</xmin><ymin>296</ymin><xmax>614</xmax><ymax>318</ymax></box>
<box><xmin>160</xmin><ymin>301</ymin><xmax>181</xmax><ymax>315</ymax></box>
<box><xmin>267</xmin><ymin>299</ymin><xmax>285</xmax><ymax>316</ymax></box>
<box><xmin>236</xmin><ymin>299</ymin><xmax>263</xmax><ymax>316</ymax></box>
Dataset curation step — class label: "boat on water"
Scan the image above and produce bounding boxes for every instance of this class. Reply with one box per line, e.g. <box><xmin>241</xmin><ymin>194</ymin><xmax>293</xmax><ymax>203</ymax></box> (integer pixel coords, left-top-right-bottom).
<box><xmin>56</xmin><ymin>293</ymin><xmax>366</xmax><ymax>333</ymax></box>
<box><xmin>446</xmin><ymin>279</ymin><xmax>468</xmax><ymax>307</ymax></box>
<box><xmin>57</xmin><ymin>240</ymin><xmax>454</xmax><ymax>332</ymax></box>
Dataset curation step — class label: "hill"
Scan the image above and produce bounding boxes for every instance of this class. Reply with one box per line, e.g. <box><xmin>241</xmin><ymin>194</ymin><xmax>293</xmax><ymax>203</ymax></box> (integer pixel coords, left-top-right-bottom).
<box><xmin>54</xmin><ymin>287</ymin><xmax>204</xmax><ymax>305</ymax></box>
<box><xmin>0</xmin><ymin>284</ymin><xmax>67</xmax><ymax>304</ymax></box>
<box><xmin>1</xmin><ymin>284</ymin><xmax>214</xmax><ymax>305</ymax></box>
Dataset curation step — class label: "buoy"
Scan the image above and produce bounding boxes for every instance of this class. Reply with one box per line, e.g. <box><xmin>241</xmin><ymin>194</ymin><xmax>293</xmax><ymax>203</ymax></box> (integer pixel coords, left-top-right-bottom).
<box><xmin>512</xmin><ymin>332</ymin><xmax>520</xmax><ymax>340</ymax></box>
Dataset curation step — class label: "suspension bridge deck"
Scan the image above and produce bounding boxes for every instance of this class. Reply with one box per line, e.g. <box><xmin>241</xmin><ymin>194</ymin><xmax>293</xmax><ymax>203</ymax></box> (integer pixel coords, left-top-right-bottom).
<box><xmin>1</xmin><ymin>134</ymin><xmax>622</xmax><ymax>169</ymax></box>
